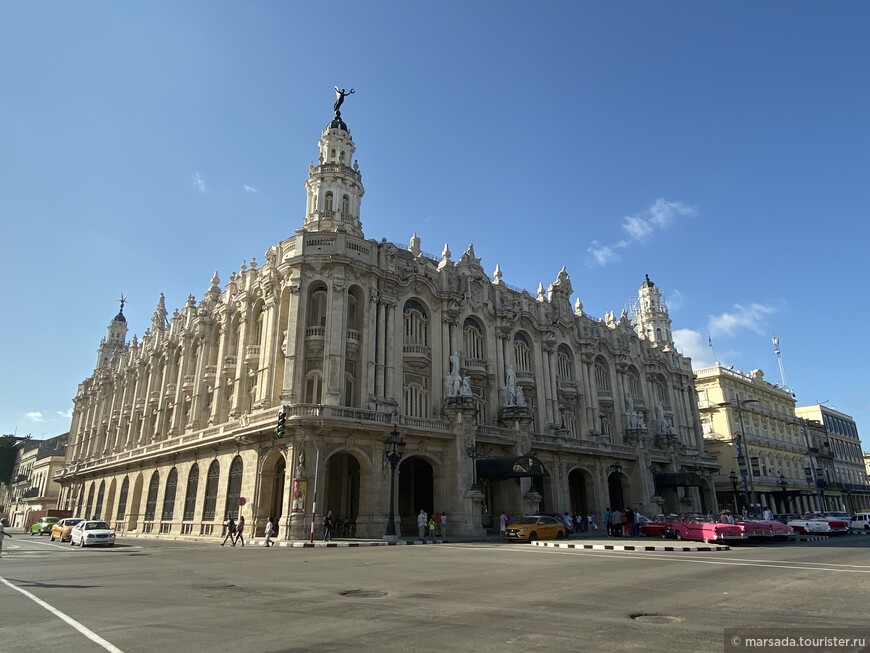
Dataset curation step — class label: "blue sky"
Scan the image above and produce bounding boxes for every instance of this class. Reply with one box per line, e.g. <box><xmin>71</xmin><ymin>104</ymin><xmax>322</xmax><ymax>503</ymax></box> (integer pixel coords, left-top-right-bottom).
<box><xmin>1</xmin><ymin>2</ymin><xmax>868</xmax><ymax>447</ymax></box>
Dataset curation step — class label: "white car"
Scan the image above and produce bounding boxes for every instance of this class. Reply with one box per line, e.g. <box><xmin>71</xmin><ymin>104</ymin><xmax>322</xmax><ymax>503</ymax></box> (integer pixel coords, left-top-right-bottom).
<box><xmin>850</xmin><ymin>513</ymin><xmax>870</xmax><ymax>531</ymax></box>
<box><xmin>70</xmin><ymin>520</ymin><xmax>116</xmax><ymax>547</ymax></box>
<box><xmin>786</xmin><ymin>517</ymin><xmax>832</xmax><ymax>534</ymax></box>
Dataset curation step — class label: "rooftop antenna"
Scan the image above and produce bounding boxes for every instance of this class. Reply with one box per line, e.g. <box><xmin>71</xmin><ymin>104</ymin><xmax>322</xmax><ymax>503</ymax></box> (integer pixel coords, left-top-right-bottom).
<box><xmin>772</xmin><ymin>334</ymin><xmax>788</xmax><ymax>388</ymax></box>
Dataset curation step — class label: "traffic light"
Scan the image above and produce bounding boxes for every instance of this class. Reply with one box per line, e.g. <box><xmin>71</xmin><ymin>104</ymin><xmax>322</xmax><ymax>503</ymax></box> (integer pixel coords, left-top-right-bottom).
<box><xmin>276</xmin><ymin>410</ymin><xmax>286</xmax><ymax>438</ymax></box>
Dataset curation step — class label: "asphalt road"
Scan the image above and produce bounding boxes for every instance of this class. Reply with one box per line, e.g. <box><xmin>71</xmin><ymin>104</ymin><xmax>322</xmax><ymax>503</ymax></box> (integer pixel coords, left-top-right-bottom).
<box><xmin>1</xmin><ymin>532</ymin><xmax>868</xmax><ymax>653</ymax></box>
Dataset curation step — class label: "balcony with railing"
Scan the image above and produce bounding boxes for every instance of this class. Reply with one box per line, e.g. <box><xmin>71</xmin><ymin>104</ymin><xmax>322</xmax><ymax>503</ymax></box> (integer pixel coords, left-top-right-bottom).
<box><xmin>402</xmin><ymin>343</ymin><xmax>431</xmax><ymax>362</ymax></box>
<box><xmin>463</xmin><ymin>358</ymin><xmax>487</xmax><ymax>374</ymax></box>
<box><xmin>305</xmin><ymin>326</ymin><xmax>326</xmax><ymax>340</ymax></box>
<box><xmin>244</xmin><ymin>345</ymin><xmax>260</xmax><ymax>365</ymax></box>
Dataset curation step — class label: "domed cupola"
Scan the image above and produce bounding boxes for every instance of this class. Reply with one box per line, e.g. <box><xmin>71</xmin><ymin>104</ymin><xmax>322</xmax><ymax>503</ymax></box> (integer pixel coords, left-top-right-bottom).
<box><xmin>634</xmin><ymin>274</ymin><xmax>673</xmax><ymax>347</ymax></box>
<box><xmin>303</xmin><ymin>87</ymin><xmax>365</xmax><ymax>237</ymax></box>
<box><xmin>96</xmin><ymin>295</ymin><xmax>129</xmax><ymax>369</ymax></box>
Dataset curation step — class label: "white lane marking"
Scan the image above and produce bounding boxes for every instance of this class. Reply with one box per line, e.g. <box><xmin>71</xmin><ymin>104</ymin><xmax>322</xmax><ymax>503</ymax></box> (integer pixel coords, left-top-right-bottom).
<box><xmin>0</xmin><ymin>576</ymin><xmax>124</xmax><ymax>652</ymax></box>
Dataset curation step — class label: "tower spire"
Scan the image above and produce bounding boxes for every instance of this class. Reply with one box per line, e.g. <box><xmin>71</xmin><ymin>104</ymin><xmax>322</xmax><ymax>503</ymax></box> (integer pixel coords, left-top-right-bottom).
<box><xmin>633</xmin><ymin>274</ymin><xmax>673</xmax><ymax>346</ymax></box>
<box><xmin>96</xmin><ymin>294</ymin><xmax>129</xmax><ymax>369</ymax></box>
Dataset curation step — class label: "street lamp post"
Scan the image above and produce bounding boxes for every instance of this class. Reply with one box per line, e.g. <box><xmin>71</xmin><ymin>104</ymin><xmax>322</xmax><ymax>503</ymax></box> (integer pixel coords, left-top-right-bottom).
<box><xmin>719</xmin><ymin>394</ymin><xmax>759</xmax><ymax>514</ymax></box>
<box><xmin>778</xmin><ymin>472</ymin><xmax>788</xmax><ymax>514</ymax></box>
<box><xmin>729</xmin><ymin>470</ymin><xmax>740</xmax><ymax>513</ymax></box>
<box><xmin>610</xmin><ymin>462</ymin><xmax>624</xmax><ymax>512</ymax></box>
<box><xmin>465</xmin><ymin>443</ymin><xmax>481</xmax><ymax>491</ymax></box>
<box><xmin>383</xmin><ymin>427</ymin><xmax>406</xmax><ymax>543</ymax></box>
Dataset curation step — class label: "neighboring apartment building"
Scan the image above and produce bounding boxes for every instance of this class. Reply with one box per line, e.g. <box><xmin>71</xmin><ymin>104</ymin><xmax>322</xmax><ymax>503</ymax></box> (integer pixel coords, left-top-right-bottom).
<box><xmin>696</xmin><ymin>366</ymin><xmax>812</xmax><ymax>515</ymax></box>
<box><xmin>795</xmin><ymin>404</ymin><xmax>869</xmax><ymax>513</ymax></box>
<box><xmin>8</xmin><ymin>433</ymin><xmax>69</xmax><ymax>528</ymax></box>
<box><xmin>55</xmin><ymin>96</ymin><xmax>717</xmax><ymax>542</ymax></box>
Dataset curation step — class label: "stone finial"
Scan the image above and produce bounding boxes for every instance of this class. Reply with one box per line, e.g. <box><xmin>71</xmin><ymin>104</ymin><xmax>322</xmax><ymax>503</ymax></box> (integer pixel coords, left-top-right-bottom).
<box><xmin>537</xmin><ymin>282</ymin><xmax>545</xmax><ymax>300</ymax></box>
<box><xmin>441</xmin><ymin>243</ymin><xmax>451</xmax><ymax>261</ymax></box>
<box><xmin>493</xmin><ymin>264</ymin><xmax>503</xmax><ymax>285</ymax></box>
<box><xmin>574</xmin><ymin>297</ymin><xmax>584</xmax><ymax>316</ymax></box>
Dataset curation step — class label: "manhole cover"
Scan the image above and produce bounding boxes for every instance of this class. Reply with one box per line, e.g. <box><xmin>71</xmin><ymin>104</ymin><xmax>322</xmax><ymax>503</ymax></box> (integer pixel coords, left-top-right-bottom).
<box><xmin>630</xmin><ymin>613</ymin><xmax>684</xmax><ymax>624</ymax></box>
<box><xmin>340</xmin><ymin>589</ymin><xmax>388</xmax><ymax>598</ymax></box>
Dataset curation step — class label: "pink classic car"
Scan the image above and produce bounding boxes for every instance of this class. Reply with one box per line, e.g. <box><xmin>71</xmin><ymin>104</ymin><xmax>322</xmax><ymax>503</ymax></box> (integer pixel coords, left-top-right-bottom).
<box><xmin>737</xmin><ymin>519</ymin><xmax>796</xmax><ymax>542</ymax></box>
<box><xmin>666</xmin><ymin>518</ymin><xmax>744</xmax><ymax>544</ymax></box>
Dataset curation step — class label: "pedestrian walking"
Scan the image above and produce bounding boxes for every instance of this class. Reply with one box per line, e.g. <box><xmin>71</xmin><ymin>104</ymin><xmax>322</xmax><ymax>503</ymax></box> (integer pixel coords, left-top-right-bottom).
<box><xmin>323</xmin><ymin>510</ymin><xmax>334</xmax><ymax>542</ymax></box>
<box><xmin>588</xmin><ymin>513</ymin><xmax>597</xmax><ymax>531</ymax></box>
<box><xmin>603</xmin><ymin>508</ymin><xmax>612</xmax><ymax>537</ymax></box>
<box><xmin>264</xmin><ymin>517</ymin><xmax>274</xmax><ymax>547</ymax></box>
<box><xmin>235</xmin><ymin>515</ymin><xmax>246</xmax><ymax>546</ymax></box>
<box><xmin>0</xmin><ymin>518</ymin><xmax>11</xmax><ymax>558</ymax></box>
<box><xmin>417</xmin><ymin>510</ymin><xmax>428</xmax><ymax>540</ymax></box>
<box><xmin>499</xmin><ymin>511</ymin><xmax>508</xmax><ymax>537</ymax></box>
<box><xmin>440</xmin><ymin>512</ymin><xmax>447</xmax><ymax>538</ymax></box>
<box><xmin>221</xmin><ymin>516</ymin><xmax>237</xmax><ymax>546</ymax></box>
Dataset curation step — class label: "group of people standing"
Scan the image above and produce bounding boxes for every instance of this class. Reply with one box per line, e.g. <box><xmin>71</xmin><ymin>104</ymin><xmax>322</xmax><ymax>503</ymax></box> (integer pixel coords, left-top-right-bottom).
<box><xmin>603</xmin><ymin>507</ymin><xmax>640</xmax><ymax>537</ymax></box>
<box><xmin>220</xmin><ymin>515</ymin><xmax>246</xmax><ymax>546</ymax></box>
<box><xmin>417</xmin><ymin>510</ymin><xmax>447</xmax><ymax>539</ymax></box>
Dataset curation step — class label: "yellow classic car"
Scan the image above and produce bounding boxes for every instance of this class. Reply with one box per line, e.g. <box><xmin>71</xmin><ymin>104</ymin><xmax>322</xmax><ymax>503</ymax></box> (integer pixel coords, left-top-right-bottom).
<box><xmin>49</xmin><ymin>518</ymin><xmax>85</xmax><ymax>542</ymax></box>
<box><xmin>503</xmin><ymin>515</ymin><xmax>566</xmax><ymax>542</ymax></box>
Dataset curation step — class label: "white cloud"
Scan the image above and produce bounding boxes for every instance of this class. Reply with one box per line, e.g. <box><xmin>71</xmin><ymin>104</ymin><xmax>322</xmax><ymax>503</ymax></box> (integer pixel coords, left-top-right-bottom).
<box><xmin>56</xmin><ymin>409</ymin><xmax>73</xmax><ymax>419</ymax></box>
<box><xmin>193</xmin><ymin>172</ymin><xmax>207</xmax><ymax>192</ymax></box>
<box><xmin>25</xmin><ymin>411</ymin><xmax>45</xmax><ymax>422</ymax></box>
<box><xmin>673</xmin><ymin>329</ymin><xmax>716</xmax><ymax>368</ymax></box>
<box><xmin>243</xmin><ymin>184</ymin><xmax>260</xmax><ymax>193</ymax></box>
<box><xmin>709</xmin><ymin>302</ymin><xmax>776</xmax><ymax>338</ymax></box>
<box><xmin>666</xmin><ymin>289</ymin><xmax>686</xmax><ymax>311</ymax></box>
<box><xmin>587</xmin><ymin>199</ymin><xmax>697</xmax><ymax>267</ymax></box>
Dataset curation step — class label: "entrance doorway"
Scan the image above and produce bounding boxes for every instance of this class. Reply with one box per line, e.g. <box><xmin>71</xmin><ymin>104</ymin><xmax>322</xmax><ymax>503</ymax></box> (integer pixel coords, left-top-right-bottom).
<box><xmin>398</xmin><ymin>456</ymin><xmax>433</xmax><ymax>536</ymax></box>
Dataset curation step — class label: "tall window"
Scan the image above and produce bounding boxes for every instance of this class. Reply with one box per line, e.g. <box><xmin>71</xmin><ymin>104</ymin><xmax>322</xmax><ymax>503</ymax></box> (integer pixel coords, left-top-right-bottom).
<box><xmin>403</xmin><ymin>373</ymin><xmax>429</xmax><ymax>418</ymax></box>
<box><xmin>183</xmin><ymin>464</ymin><xmax>199</xmax><ymax>521</ymax></box>
<box><xmin>563</xmin><ymin>410</ymin><xmax>577</xmax><ymax>437</ymax></box>
<box><xmin>85</xmin><ymin>484</ymin><xmax>95</xmax><ymax>519</ymax></box>
<box><xmin>347</xmin><ymin>293</ymin><xmax>359</xmax><ymax>331</ymax></box>
<box><xmin>305</xmin><ymin>372</ymin><xmax>323</xmax><ymax>404</ymax></box>
<box><xmin>628</xmin><ymin>369</ymin><xmax>642</xmax><ymax>398</ymax></box>
<box><xmin>403</xmin><ymin>300</ymin><xmax>429</xmax><ymax>348</ymax></box>
<box><xmin>341</xmin><ymin>194</ymin><xmax>350</xmax><ymax>216</ymax></box>
<box><xmin>224</xmin><ymin>457</ymin><xmax>243</xmax><ymax>520</ymax></box>
<box><xmin>557</xmin><ymin>345</ymin><xmax>574</xmax><ymax>382</ymax></box>
<box><xmin>162</xmin><ymin>467</ymin><xmax>178</xmax><ymax>521</ymax></box>
<box><xmin>144</xmin><ymin>471</ymin><xmax>160</xmax><ymax>521</ymax></box>
<box><xmin>324</xmin><ymin>191</ymin><xmax>333</xmax><ymax>213</ymax></box>
<box><xmin>307</xmin><ymin>287</ymin><xmax>328</xmax><ymax>328</ymax></box>
<box><xmin>654</xmin><ymin>377</ymin><xmax>668</xmax><ymax>405</ymax></box>
<box><xmin>116</xmin><ymin>477</ymin><xmax>129</xmax><ymax>521</ymax></box>
<box><xmin>514</xmin><ymin>333</ymin><xmax>532</xmax><ymax>372</ymax></box>
<box><xmin>463</xmin><ymin>317</ymin><xmax>484</xmax><ymax>361</ymax></box>
<box><xmin>595</xmin><ymin>357</ymin><xmax>611</xmax><ymax>392</ymax></box>
<box><xmin>202</xmin><ymin>461</ymin><xmax>220</xmax><ymax>521</ymax></box>
<box><xmin>94</xmin><ymin>481</ymin><xmax>106</xmax><ymax>519</ymax></box>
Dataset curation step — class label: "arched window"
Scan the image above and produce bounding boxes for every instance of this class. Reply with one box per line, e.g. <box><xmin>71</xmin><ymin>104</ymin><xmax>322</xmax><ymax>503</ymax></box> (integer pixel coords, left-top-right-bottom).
<box><xmin>324</xmin><ymin>191</ymin><xmax>334</xmax><ymax>213</ymax></box>
<box><xmin>183</xmin><ymin>464</ymin><xmax>199</xmax><ymax>521</ymax></box>
<box><xmin>84</xmin><ymin>483</ymin><xmax>95</xmax><ymax>519</ymax></box>
<box><xmin>144</xmin><ymin>471</ymin><xmax>160</xmax><ymax>521</ymax></box>
<box><xmin>628</xmin><ymin>369</ymin><xmax>642</xmax><ymax>399</ymax></box>
<box><xmin>463</xmin><ymin>317</ymin><xmax>485</xmax><ymax>361</ymax></box>
<box><xmin>601</xmin><ymin>413</ymin><xmax>613</xmax><ymax>438</ymax></box>
<box><xmin>563</xmin><ymin>410</ymin><xmax>577</xmax><ymax>437</ymax></box>
<box><xmin>162</xmin><ymin>467</ymin><xmax>178</xmax><ymax>521</ymax></box>
<box><xmin>307</xmin><ymin>287</ymin><xmax>328</xmax><ymax>328</ymax></box>
<box><xmin>224</xmin><ymin>457</ymin><xmax>243</xmax><ymax>520</ymax></box>
<box><xmin>514</xmin><ymin>333</ymin><xmax>532</xmax><ymax>373</ymax></box>
<box><xmin>202</xmin><ymin>461</ymin><xmax>220</xmax><ymax>521</ymax></box>
<box><xmin>341</xmin><ymin>194</ymin><xmax>350</xmax><ymax>217</ymax></box>
<box><xmin>403</xmin><ymin>300</ymin><xmax>429</xmax><ymax>347</ymax></box>
<box><xmin>305</xmin><ymin>371</ymin><xmax>323</xmax><ymax>404</ymax></box>
<box><xmin>557</xmin><ymin>345</ymin><xmax>574</xmax><ymax>382</ymax></box>
<box><xmin>94</xmin><ymin>481</ymin><xmax>106</xmax><ymax>519</ymax></box>
<box><xmin>654</xmin><ymin>377</ymin><xmax>668</xmax><ymax>405</ymax></box>
<box><xmin>347</xmin><ymin>292</ymin><xmax>359</xmax><ymax>331</ymax></box>
<box><xmin>116</xmin><ymin>477</ymin><xmax>129</xmax><ymax>521</ymax></box>
<box><xmin>595</xmin><ymin>357</ymin><xmax>611</xmax><ymax>393</ymax></box>
<box><xmin>344</xmin><ymin>365</ymin><xmax>355</xmax><ymax>408</ymax></box>
<box><xmin>403</xmin><ymin>373</ymin><xmax>429</xmax><ymax>418</ymax></box>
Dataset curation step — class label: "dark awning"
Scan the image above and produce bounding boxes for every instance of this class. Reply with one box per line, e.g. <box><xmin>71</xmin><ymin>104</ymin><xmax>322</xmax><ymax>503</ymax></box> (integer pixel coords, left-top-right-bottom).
<box><xmin>655</xmin><ymin>472</ymin><xmax>705</xmax><ymax>488</ymax></box>
<box><xmin>477</xmin><ymin>455</ymin><xmax>548</xmax><ymax>479</ymax></box>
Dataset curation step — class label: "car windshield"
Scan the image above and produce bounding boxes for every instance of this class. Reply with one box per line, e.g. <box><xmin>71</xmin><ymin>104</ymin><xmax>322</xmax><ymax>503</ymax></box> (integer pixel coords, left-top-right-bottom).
<box><xmin>85</xmin><ymin>522</ymin><xmax>110</xmax><ymax>530</ymax></box>
<box><xmin>514</xmin><ymin>517</ymin><xmax>538</xmax><ymax>525</ymax></box>
<box><xmin>67</xmin><ymin>519</ymin><xmax>83</xmax><ymax>526</ymax></box>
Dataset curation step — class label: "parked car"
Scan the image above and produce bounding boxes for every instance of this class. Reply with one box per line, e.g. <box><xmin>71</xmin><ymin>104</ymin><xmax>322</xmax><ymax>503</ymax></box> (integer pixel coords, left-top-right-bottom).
<box><xmin>70</xmin><ymin>520</ymin><xmax>116</xmax><ymax>547</ymax></box>
<box><xmin>49</xmin><ymin>517</ymin><xmax>84</xmax><ymax>542</ymax></box>
<box><xmin>665</xmin><ymin>518</ymin><xmax>744</xmax><ymax>544</ymax></box>
<box><xmin>30</xmin><ymin>516</ymin><xmax>60</xmax><ymax>536</ymax></box>
<box><xmin>805</xmin><ymin>512</ymin><xmax>850</xmax><ymax>534</ymax></box>
<box><xmin>503</xmin><ymin>515</ymin><xmax>566</xmax><ymax>542</ymax></box>
<box><xmin>536</xmin><ymin>512</ymin><xmax>575</xmax><ymax>533</ymax></box>
<box><xmin>638</xmin><ymin>514</ymin><xmax>682</xmax><ymax>538</ymax></box>
<box><xmin>737</xmin><ymin>519</ymin><xmax>796</xmax><ymax>542</ymax></box>
<box><xmin>850</xmin><ymin>512</ymin><xmax>870</xmax><ymax>531</ymax></box>
<box><xmin>787</xmin><ymin>516</ymin><xmax>832</xmax><ymax>534</ymax></box>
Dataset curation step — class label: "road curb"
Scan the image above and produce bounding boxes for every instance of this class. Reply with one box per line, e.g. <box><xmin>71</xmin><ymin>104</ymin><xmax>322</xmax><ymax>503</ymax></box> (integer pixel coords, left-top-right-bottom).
<box><xmin>533</xmin><ymin>541</ymin><xmax>730</xmax><ymax>552</ymax></box>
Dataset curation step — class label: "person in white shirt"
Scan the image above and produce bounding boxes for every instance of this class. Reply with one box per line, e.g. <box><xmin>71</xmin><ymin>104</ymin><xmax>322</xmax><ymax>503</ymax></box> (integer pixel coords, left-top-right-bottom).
<box><xmin>417</xmin><ymin>510</ymin><xmax>428</xmax><ymax>539</ymax></box>
<box><xmin>264</xmin><ymin>517</ymin><xmax>274</xmax><ymax>548</ymax></box>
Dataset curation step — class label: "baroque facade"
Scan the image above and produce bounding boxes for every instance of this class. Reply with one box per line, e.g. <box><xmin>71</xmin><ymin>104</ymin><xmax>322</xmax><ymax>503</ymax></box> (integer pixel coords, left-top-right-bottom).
<box><xmin>56</xmin><ymin>99</ymin><xmax>717</xmax><ymax>541</ymax></box>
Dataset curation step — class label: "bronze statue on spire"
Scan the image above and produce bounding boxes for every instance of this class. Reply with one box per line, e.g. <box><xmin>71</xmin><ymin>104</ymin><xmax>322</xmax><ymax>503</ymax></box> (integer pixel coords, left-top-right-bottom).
<box><xmin>333</xmin><ymin>86</ymin><xmax>355</xmax><ymax>115</ymax></box>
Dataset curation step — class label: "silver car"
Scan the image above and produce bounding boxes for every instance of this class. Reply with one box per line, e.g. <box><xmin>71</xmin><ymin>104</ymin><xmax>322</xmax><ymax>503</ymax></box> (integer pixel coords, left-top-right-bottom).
<box><xmin>70</xmin><ymin>520</ymin><xmax>116</xmax><ymax>547</ymax></box>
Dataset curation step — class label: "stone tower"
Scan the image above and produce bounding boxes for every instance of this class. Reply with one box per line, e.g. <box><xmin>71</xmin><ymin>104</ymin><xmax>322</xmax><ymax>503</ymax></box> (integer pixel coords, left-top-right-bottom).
<box><xmin>96</xmin><ymin>297</ymin><xmax>128</xmax><ymax>369</ymax></box>
<box><xmin>635</xmin><ymin>274</ymin><xmax>672</xmax><ymax>347</ymax></box>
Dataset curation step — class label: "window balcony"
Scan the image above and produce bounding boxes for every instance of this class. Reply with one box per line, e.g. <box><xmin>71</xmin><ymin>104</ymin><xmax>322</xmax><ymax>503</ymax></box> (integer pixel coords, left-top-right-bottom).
<box><xmin>305</xmin><ymin>326</ymin><xmax>326</xmax><ymax>340</ymax></box>
<box><xmin>346</xmin><ymin>329</ymin><xmax>360</xmax><ymax>342</ymax></box>
<box><xmin>463</xmin><ymin>358</ymin><xmax>487</xmax><ymax>374</ymax></box>
<box><xmin>403</xmin><ymin>344</ymin><xmax>431</xmax><ymax>361</ymax></box>
<box><xmin>244</xmin><ymin>345</ymin><xmax>260</xmax><ymax>366</ymax></box>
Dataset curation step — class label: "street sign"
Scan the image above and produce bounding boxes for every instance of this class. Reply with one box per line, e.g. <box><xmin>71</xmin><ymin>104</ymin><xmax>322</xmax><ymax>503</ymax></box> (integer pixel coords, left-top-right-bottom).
<box><xmin>238</xmin><ymin>497</ymin><xmax>247</xmax><ymax>506</ymax></box>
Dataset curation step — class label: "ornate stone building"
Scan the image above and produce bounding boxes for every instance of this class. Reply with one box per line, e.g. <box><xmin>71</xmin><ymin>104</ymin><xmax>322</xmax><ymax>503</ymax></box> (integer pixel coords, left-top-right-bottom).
<box><xmin>56</xmin><ymin>98</ymin><xmax>717</xmax><ymax>541</ymax></box>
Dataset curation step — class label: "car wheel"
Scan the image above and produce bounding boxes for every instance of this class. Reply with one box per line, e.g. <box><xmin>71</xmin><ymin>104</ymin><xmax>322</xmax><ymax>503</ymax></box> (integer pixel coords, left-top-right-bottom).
<box><xmin>528</xmin><ymin>532</ymin><xmax>538</xmax><ymax>542</ymax></box>
<box><xmin>674</xmin><ymin>532</ymin><xmax>683</xmax><ymax>541</ymax></box>
<box><xmin>30</xmin><ymin>530</ymin><xmax>35</xmax><ymax>536</ymax></box>
<box><xmin>69</xmin><ymin>538</ymin><xmax>75</xmax><ymax>546</ymax></box>
<box><xmin>556</xmin><ymin>531</ymin><xmax>564</xmax><ymax>540</ymax></box>
<box><xmin>50</xmin><ymin>533</ymin><xmax>55</xmax><ymax>541</ymax></box>
<box><xmin>79</xmin><ymin>538</ymin><xmax>85</xmax><ymax>548</ymax></box>
<box><xmin>660</xmin><ymin>532</ymin><xmax>667</xmax><ymax>539</ymax></box>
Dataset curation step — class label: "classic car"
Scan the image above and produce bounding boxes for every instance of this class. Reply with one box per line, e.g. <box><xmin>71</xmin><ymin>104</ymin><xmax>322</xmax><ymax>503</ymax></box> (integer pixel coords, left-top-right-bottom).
<box><xmin>70</xmin><ymin>520</ymin><xmax>116</xmax><ymax>547</ymax></box>
<box><xmin>29</xmin><ymin>516</ymin><xmax>60</xmax><ymax>536</ymax></box>
<box><xmin>665</xmin><ymin>518</ymin><xmax>744</xmax><ymax>543</ymax></box>
<box><xmin>786</xmin><ymin>516</ymin><xmax>832</xmax><ymax>534</ymax></box>
<box><xmin>805</xmin><ymin>512</ymin><xmax>850</xmax><ymax>534</ymax></box>
<box><xmin>737</xmin><ymin>519</ymin><xmax>796</xmax><ymax>541</ymax></box>
<box><xmin>638</xmin><ymin>514</ymin><xmax>682</xmax><ymax>538</ymax></box>
<box><xmin>49</xmin><ymin>517</ymin><xmax>84</xmax><ymax>542</ymax></box>
<box><xmin>503</xmin><ymin>515</ymin><xmax>566</xmax><ymax>542</ymax></box>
